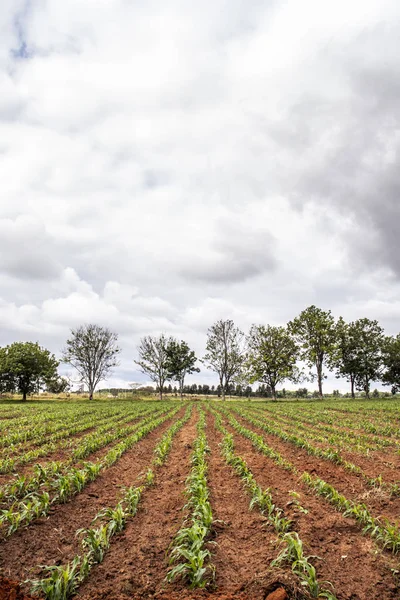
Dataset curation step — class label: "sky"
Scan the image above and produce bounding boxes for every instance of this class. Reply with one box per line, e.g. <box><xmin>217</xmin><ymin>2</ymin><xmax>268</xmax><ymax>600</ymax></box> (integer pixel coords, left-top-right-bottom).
<box><xmin>1</xmin><ymin>0</ymin><xmax>400</xmax><ymax>393</ymax></box>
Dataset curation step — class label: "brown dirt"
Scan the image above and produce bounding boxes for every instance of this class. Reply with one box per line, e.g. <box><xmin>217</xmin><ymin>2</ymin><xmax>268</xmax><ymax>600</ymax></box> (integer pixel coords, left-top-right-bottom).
<box><xmin>233</xmin><ymin>411</ymin><xmax>400</xmax><ymax>522</ymax></box>
<box><xmin>2</xmin><ymin>405</ymin><xmax>400</xmax><ymax>600</ymax></box>
<box><xmin>0</xmin><ymin>411</ymin><xmax>150</xmax><ymax>484</ymax></box>
<box><xmin>0</xmin><ymin>409</ymin><xmax>184</xmax><ymax>585</ymax></box>
<box><xmin>78</xmin><ymin>411</ymin><xmax>305</xmax><ymax>600</ymax></box>
<box><xmin>77</xmin><ymin>409</ymin><xmax>198</xmax><ymax>600</ymax></box>
<box><xmin>0</xmin><ymin>577</ymin><xmax>35</xmax><ymax>600</ymax></box>
<box><xmin>205</xmin><ymin>414</ymin><xmax>278</xmax><ymax>597</ymax></box>
<box><xmin>223</xmin><ymin>416</ymin><xmax>400</xmax><ymax>600</ymax></box>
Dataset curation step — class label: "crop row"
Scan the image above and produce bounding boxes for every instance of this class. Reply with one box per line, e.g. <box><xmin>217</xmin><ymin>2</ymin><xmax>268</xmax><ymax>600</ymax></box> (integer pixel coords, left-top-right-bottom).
<box><xmin>0</xmin><ymin>404</ymin><xmax>166</xmax><ymax>505</ymax></box>
<box><xmin>0</xmin><ymin>403</ymin><xmax>161</xmax><ymax>474</ymax></box>
<box><xmin>262</xmin><ymin>402</ymin><xmax>400</xmax><ymax>436</ymax></box>
<box><xmin>218</xmin><ymin>406</ymin><xmax>400</xmax><ymax>555</ymax></box>
<box><xmin>250</xmin><ymin>405</ymin><xmax>400</xmax><ymax>452</ymax></box>
<box><xmin>167</xmin><ymin>408</ymin><xmax>214</xmax><ymax>588</ymax></box>
<box><xmin>0</xmin><ymin>405</ymin><xmax>180</xmax><ymax>536</ymax></box>
<box><xmin>28</xmin><ymin>405</ymin><xmax>193</xmax><ymax>600</ymax></box>
<box><xmin>232</xmin><ymin>406</ymin><xmax>400</xmax><ymax>495</ymax></box>
<box><xmin>210</xmin><ymin>408</ymin><xmax>337</xmax><ymax>599</ymax></box>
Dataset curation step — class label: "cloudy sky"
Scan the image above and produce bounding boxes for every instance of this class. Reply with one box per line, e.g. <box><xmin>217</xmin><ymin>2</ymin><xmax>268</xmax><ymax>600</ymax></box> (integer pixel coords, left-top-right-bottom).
<box><xmin>1</xmin><ymin>0</ymin><xmax>400</xmax><ymax>392</ymax></box>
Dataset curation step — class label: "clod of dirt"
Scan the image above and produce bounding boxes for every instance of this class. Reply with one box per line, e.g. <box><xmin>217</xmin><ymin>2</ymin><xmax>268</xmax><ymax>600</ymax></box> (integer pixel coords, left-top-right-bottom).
<box><xmin>265</xmin><ymin>588</ymin><xmax>288</xmax><ymax>600</ymax></box>
<box><xmin>0</xmin><ymin>577</ymin><xmax>36</xmax><ymax>600</ymax></box>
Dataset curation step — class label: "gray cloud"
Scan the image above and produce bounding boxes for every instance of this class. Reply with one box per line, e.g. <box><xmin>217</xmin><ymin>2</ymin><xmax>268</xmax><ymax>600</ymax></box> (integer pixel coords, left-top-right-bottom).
<box><xmin>1</xmin><ymin>0</ymin><xmax>400</xmax><ymax>392</ymax></box>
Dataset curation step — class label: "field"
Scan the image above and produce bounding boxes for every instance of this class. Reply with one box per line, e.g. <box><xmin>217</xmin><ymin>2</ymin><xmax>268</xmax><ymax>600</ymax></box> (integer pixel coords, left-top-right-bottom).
<box><xmin>0</xmin><ymin>400</ymin><xmax>400</xmax><ymax>600</ymax></box>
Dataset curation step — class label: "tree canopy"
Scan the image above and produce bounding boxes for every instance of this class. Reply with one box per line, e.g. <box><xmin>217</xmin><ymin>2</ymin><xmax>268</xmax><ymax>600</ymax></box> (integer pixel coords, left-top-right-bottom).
<box><xmin>135</xmin><ymin>334</ymin><xmax>172</xmax><ymax>400</ymax></box>
<box><xmin>382</xmin><ymin>334</ymin><xmax>400</xmax><ymax>393</ymax></box>
<box><xmin>62</xmin><ymin>324</ymin><xmax>121</xmax><ymax>400</ymax></box>
<box><xmin>0</xmin><ymin>342</ymin><xmax>59</xmax><ymax>400</ymax></box>
<box><xmin>247</xmin><ymin>324</ymin><xmax>299</xmax><ymax>400</ymax></box>
<box><xmin>288</xmin><ymin>305</ymin><xmax>336</xmax><ymax>397</ymax></box>
<box><xmin>202</xmin><ymin>319</ymin><xmax>245</xmax><ymax>400</ymax></box>
<box><xmin>165</xmin><ymin>339</ymin><xmax>199</xmax><ymax>399</ymax></box>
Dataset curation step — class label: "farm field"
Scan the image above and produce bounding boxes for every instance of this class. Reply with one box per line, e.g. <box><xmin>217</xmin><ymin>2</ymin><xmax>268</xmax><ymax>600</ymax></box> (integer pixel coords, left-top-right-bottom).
<box><xmin>0</xmin><ymin>400</ymin><xmax>400</xmax><ymax>599</ymax></box>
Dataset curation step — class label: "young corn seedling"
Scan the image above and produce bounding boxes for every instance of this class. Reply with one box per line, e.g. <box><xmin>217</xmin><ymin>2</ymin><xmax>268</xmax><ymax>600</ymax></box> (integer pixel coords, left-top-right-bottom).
<box><xmin>167</xmin><ymin>410</ymin><xmax>214</xmax><ymax>589</ymax></box>
<box><xmin>28</xmin><ymin>556</ymin><xmax>85</xmax><ymax>600</ymax></box>
<box><xmin>80</xmin><ymin>525</ymin><xmax>110</xmax><ymax>564</ymax></box>
<box><xmin>96</xmin><ymin>503</ymin><xmax>127</xmax><ymax>537</ymax></box>
<box><xmin>124</xmin><ymin>486</ymin><xmax>143</xmax><ymax>516</ymax></box>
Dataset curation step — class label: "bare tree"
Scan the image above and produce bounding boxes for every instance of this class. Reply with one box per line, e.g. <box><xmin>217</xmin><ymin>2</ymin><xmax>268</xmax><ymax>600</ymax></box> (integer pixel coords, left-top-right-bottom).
<box><xmin>202</xmin><ymin>319</ymin><xmax>246</xmax><ymax>400</ymax></box>
<box><xmin>134</xmin><ymin>334</ymin><xmax>172</xmax><ymax>400</ymax></box>
<box><xmin>62</xmin><ymin>324</ymin><xmax>121</xmax><ymax>400</ymax></box>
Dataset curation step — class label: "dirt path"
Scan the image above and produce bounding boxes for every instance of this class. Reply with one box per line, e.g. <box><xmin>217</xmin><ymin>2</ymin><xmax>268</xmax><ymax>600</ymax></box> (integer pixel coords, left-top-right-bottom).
<box><xmin>0</xmin><ymin>409</ymin><xmax>184</xmax><ymax>585</ymax></box>
<box><xmin>223</xmin><ymin>416</ymin><xmax>399</xmax><ymax>600</ymax></box>
<box><xmin>204</xmin><ymin>414</ymin><xmax>279</xmax><ymax>599</ymax></box>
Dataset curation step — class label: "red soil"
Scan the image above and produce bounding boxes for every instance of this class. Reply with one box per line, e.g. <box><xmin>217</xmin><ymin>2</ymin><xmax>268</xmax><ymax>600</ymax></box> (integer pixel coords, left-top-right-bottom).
<box><xmin>1</xmin><ymin>406</ymin><xmax>400</xmax><ymax>600</ymax></box>
<box><xmin>0</xmin><ymin>410</ymin><xmax>183</xmax><ymax>584</ymax></box>
<box><xmin>0</xmin><ymin>577</ymin><xmax>35</xmax><ymax>600</ymax></box>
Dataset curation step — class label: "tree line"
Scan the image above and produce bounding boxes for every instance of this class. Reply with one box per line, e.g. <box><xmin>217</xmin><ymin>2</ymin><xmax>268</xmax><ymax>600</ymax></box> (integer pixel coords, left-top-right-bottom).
<box><xmin>0</xmin><ymin>306</ymin><xmax>400</xmax><ymax>400</ymax></box>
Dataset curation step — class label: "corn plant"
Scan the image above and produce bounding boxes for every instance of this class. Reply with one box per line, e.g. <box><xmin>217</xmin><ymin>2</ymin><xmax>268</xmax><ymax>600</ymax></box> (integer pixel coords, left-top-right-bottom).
<box><xmin>28</xmin><ymin>406</ymin><xmax>191</xmax><ymax>600</ymax></box>
<box><xmin>167</xmin><ymin>409</ymin><xmax>214</xmax><ymax>588</ymax></box>
<box><xmin>301</xmin><ymin>471</ymin><xmax>400</xmax><ymax>554</ymax></box>
<box><xmin>79</xmin><ymin>525</ymin><xmax>110</xmax><ymax>563</ymax></box>
<box><xmin>28</xmin><ymin>556</ymin><xmax>85</xmax><ymax>600</ymax></box>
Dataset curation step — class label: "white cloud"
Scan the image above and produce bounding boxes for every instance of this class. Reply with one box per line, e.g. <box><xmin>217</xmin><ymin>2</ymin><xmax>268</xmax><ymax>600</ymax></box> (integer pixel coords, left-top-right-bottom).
<box><xmin>0</xmin><ymin>0</ymin><xmax>399</xmax><ymax>392</ymax></box>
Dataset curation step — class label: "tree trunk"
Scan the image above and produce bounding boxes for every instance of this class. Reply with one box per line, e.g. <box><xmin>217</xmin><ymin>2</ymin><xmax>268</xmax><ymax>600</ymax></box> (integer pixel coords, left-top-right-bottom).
<box><xmin>317</xmin><ymin>360</ymin><xmax>323</xmax><ymax>397</ymax></box>
<box><xmin>272</xmin><ymin>385</ymin><xmax>277</xmax><ymax>401</ymax></box>
<box><xmin>220</xmin><ymin>377</ymin><xmax>225</xmax><ymax>401</ymax></box>
<box><xmin>22</xmin><ymin>390</ymin><xmax>27</xmax><ymax>401</ymax></box>
<box><xmin>365</xmin><ymin>378</ymin><xmax>370</xmax><ymax>399</ymax></box>
<box><xmin>350</xmin><ymin>376</ymin><xmax>355</xmax><ymax>399</ymax></box>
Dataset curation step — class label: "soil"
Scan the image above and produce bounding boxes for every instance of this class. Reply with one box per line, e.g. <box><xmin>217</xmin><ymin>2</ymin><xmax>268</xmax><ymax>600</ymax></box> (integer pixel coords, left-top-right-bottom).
<box><xmin>222</xmin><ymin>414</ymin><xmax>400</xmax><ymax>600</ymax></box>
<box><xmin>233</xmin><ymin>411</ymin><xmax>400</xmax><ymax>522</ymax></box>
<box><xmin>0</xmin><ymin>577</ymin><xmax>35</xmax><ymax>600</ymax></box>
<box><xmin>1</xmin><ymin>404</ymin><xmax>400</xmax><ymax>600</ymax></box>
<box><xmin>0</xmin><ymin>409</ymin><xmax>183</xmax><ymax>584</ymax></box>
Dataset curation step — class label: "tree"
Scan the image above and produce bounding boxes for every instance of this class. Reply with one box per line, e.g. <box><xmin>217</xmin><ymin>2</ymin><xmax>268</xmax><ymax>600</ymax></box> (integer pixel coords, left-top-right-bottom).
<box><xmin>382</xmin><ymin>334</ymin><xmax>400</xmax><ymax>393</ymax></box>
<box><xmin>329</xmin><ymin>317</ymin><xmax>359</xmax><ymax>398</ymax></box>
<box><xmin>46</xmin><ymin>376</ymin><xmax>70</xmax><ymax>394</ymax></box>
<box><xmin>295</xmin><ymin>387</ymin><xmax>309</xmax><ymax>398</ymax></box>
<box><xmin>134</xmin><ymin>334</ymin><xmax>171</xmax><ymax>400</ymax></box>
<box><xmin>247</xmin><ymin>324</ymin><xmax>299</xmax><ymax>401</ymax></box>
<box><xmin>165</xmin><ymin>339</ymin><xmax>199</xmax><ymax>400</ymax></box>
<box><xmin>0</xmin><ymin>342</ymin><xmax>59</xmax><ymax>401</ymax></box>
<box><xmin>202</xmin><ymin>319</ymin><xmax>246</xmax><ymax>400</ymax></box>
<box><xmin>62</xmin><ymin>324</ymin><xmax>121</xmax><ymax>400</ymax></box>
<box><xmin>348</xmin><ymin>318</ymin><xmax>385</xmax><ymax>399</ymax></box>
<box><xmin>288</xmin><ymin>305</ymin><xmax>336</xmax><ymax>397</ymax></box>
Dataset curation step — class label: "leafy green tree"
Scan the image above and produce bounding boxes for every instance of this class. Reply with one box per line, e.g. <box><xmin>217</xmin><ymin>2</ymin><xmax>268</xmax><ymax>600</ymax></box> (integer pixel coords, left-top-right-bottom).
<box><xmin>288</xmin><ymin>305</ymin><xmax>336</xmax><ymax>397</ymax></box>
<box><xmin>247</xmin><ymin>324</ymin><xmax>299</xmax><ymax>401</ymax></box>
<box><xmin>329</xmin><ymin>317</ymin><xmax>359</xmax><ymax>398</ymax></box>
<box><xmin>46</xmin><ymin>376</ymin><xmax>70</xmax><ymax>394</ymax></box>
<box><xmin>0</xmin><ymin>342</ymin><xmax>59</xmax><ymax>401</ymax></box>
<box><xmin>295</xmin><ymin>387</ymin><xmax>309</xmax><ymax>398</ymax></box>
<box><xmin>62</xmin><ymin>324</ymin><xmax>121</xmax><ymax>400</ymax></box>
<box><xmin>135</xmin><ymin>334</ymin><xmax>172</xmax><ymax>400</ymax></box>
<box><xmin>202</xmin><ymin>319</ymin><xmax>246</xmax><ymax>401</ymax></box>
<box><xmin>349</xmin><ymin>318</ymin><xmax>385</xmax><ymax>399</ymax></box>
<box><xmin>165</xmin><ymin>339</ymin><xmax>199</xmax><ymax>400</ymax></box>
<box><xmin>381</xmin><ymin>334</ymin><xmax>400</xmax><ymax>393</ymax></box>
